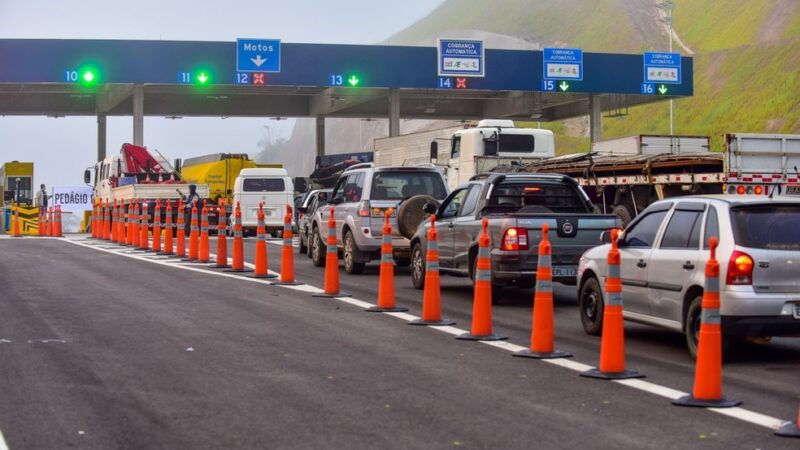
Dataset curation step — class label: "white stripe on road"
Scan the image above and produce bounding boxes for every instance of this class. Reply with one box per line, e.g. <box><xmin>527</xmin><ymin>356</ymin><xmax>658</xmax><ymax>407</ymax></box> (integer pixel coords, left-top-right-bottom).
<box><xmin>61</xmin><ymin>236</ymin><xmax>790</xmax><ymax>433</ymax></box>
<box><xmin>0</xmin><ymin>428</ymin><xmax>8</xmax><ymax>450</ymax></box>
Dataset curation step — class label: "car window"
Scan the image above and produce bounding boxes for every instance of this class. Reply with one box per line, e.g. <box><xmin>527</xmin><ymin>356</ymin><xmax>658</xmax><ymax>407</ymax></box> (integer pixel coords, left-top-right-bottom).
<box><xmin>342</xmin><ymin>173</ymin><xmax>364</xmax><ymax>203</ymax></box>
<box><xmin>440</xmin><ymin>188</ymin><xmax>469</xmax><ymax>219</ymax></box>
<box><xmin>703</xmin><ymin>206</ymin><xmax>719</xmax><ymax>249</ymax></box>
<box><xmin>660</xmin><ymin>210</ymin><xmax>703</xmax><ymax>249</ymax></box>
<box><xmin>307</xmin><ymin>196</ymin><xmax>318</xmax><ymax>214</ymax></box>
<box><xmin>243</xmin><ymin>178</ymin><xmax>285</xmax><ymax>192</ymax></box>
<box><xmin>730</xmin><ymin>204</ymin><xmax>800</xmax><ymax>250</ymax></box>
<box><xmin>623</xmin><ymin>210</ymin><xmax>668</xmax><ymax>248</ymax></box>
<box><xmin>459</xmin><ymin>184</ymin><xmax>481</xmax><ymax>217</ymax></box>
<box><xmin>451</xmin><ymin>136</ymin><xmax>461</xmax><ymax>159</ymax></box>
<box><xmin>331</xmin><ymin>176</ymin><xmax>349</xmax><ymax>203</ymax></box>
<box><xmin>370</xmin><ymin>171</ymin><xmax>448</xmax><ymax>200</ymax></box>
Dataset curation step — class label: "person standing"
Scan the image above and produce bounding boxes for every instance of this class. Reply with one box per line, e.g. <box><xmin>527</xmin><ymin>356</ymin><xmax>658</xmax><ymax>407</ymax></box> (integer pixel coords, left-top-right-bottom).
<box><xmin>179</xmin><ymin>184</ymin><xmax>200</xmax><ymax>234</ymax></box>
<box><xmin>35</xmin><ymin>184</ymin><xmax>50</xmax><ymax>210</ymax></box>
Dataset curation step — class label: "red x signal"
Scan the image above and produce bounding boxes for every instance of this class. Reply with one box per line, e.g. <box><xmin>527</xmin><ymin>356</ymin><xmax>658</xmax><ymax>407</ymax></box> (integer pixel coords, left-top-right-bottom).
<box><xmin>456</xmin><ymin>78</ymin><xmax>467</xmax><ymax>89</ymax></box>
<box><xmin>253</xmin><ymin>73</ymin><xmax>265</xmax><ymax>85</ymax></box>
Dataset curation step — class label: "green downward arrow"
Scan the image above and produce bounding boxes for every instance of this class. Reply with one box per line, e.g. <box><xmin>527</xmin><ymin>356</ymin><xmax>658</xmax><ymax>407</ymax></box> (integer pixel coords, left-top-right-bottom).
<box><xmin>348</xmin><ymin>75</ymin><xmax>360</xmax><ymax>87</ymax></box>
<box><xmin>658</xmin><ymin>85</ymin><xmax>668</xmax><ymax>94</ymax></box>
<box><xmin>197</xmin><ymin>73</ymin><xmax>209</xmax><ymax>84</ymax></box>
<box><xmin>559</xmin><ymin>81</ymin><xmax>570</xmax><ymax>91</ymax></box>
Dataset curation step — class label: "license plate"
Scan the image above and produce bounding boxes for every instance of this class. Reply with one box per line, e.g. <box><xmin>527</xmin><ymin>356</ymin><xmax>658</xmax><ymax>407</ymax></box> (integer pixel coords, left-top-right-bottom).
<box><xmin>787</xmin><ymin>185</ymin><xmax>800</xmax><ymax>196</ymax></box>
<box><xmin>552</xmin><ymin>266</ymin><xmax>577</xmax><ymax>278</ymax></box>
<box><xmin>371</xmin><ymin>208</ymin><xmax>396</xmax><ymax>217</ymax></box>
<box><xmin>793</xmin><ymin>303</ymin><xmax>800</xmax><ymax>319</ymax></box>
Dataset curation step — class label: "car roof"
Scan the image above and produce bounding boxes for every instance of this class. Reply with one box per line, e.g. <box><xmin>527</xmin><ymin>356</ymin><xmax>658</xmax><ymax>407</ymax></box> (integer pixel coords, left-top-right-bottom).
<box><xmin>651</xmin><ymin>194</ymin><xmax>800</xmax><ymax>208</ymax></box>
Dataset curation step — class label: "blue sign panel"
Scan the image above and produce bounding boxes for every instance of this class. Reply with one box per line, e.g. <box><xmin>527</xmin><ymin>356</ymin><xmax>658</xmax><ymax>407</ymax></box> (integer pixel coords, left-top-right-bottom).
<box><xmin>643</xmin><ymin>51</ymin><xmax>681</xmax><ymax>84</ymax></box>
<box><xmin>543</xmin><ymin>48</ymin><xmax>583</xmax><ymax>81</ymax></box>
<box><xmin>438</xmin><ymin>39</ymin><xmax>484</xmax><ymax>77</ymax></box>
<box><xmin>236</xmin><ymin>38</ymin><xmax>281</xmax><ymax>73</ymax></box>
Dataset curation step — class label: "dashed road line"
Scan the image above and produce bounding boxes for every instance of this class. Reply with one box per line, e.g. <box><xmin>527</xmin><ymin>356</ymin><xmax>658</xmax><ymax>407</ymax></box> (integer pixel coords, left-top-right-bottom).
<box><xmin>61</xmin><ymin>236</ymin><xmax>791</xmax><ymax>433</ymax></box>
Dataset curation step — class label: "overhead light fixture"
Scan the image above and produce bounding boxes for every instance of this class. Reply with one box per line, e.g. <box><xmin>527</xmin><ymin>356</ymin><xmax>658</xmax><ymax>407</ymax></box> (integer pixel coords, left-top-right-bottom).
<box><xmin>164</xmin><ymin>115</ymin><xmax>183</xmax><ymax>120</ymax></box>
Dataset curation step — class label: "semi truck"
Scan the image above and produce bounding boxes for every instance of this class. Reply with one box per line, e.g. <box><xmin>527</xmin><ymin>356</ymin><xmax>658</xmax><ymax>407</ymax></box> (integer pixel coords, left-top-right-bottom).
<box><xmin>373</xmin><ymin>120</ymin><xmax>555</xmax><ymax>191</ymax></box>
<box><xmin>499</xmin><ymin>133</ymin><xmax>800</xmax><ymax>225</ymax></box>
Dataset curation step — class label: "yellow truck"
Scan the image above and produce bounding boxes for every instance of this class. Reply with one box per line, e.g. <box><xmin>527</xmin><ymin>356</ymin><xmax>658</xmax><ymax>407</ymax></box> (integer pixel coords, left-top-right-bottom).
<box><xmin>179</xmin><ymin>153</ymin><xmax>280</xmax><ymax>206</ymax></box>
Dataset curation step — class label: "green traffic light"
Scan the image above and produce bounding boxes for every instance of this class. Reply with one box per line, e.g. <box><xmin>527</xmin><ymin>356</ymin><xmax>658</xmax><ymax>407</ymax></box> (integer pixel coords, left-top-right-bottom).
<box><xmin>658</xmin><ymin>84</ymin><xmax>668</xmax><ymax>95</ymax></box>
<box><xmin>196</xmin><ymin>72</ymin><xmax>209</xmax><ymax>84</ymax></box>
<box><xmin>82</xmin><ymin>71</ymin><xmax>95</xmax><ymax>83</ymax></box>
<box><xmin>347</xmin><ymin>74</ymin><xmax>360</xmax><ymax>87</ymax></box>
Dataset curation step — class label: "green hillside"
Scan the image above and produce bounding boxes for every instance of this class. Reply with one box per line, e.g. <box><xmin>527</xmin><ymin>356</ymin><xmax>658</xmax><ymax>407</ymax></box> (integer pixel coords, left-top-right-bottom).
<box><xmin>391</xmin><ymin>0</ymin><xmax>800</xmax><ymax>152</ymax></box>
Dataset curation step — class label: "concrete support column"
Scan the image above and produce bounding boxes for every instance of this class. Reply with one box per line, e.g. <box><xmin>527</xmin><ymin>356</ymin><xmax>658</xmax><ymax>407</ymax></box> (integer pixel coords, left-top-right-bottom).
<box><xmin>132</xmin><ymin>84</ymin><xmax>144</xmax><ymax>146</ymax></box>
<box><xmin>97</xmin><ymin>114</ymin><xmax>107</xmax><ymax>162</ymax></box>
<box><xmin>315</xmin><ymin>116</ymin><xmax>325</xmax><ymax>157</ymax></box>
<box><xmin>388</xmin><ymin>89</ymin><xmax>400</xmax><ymax>137</ymax></box>
<box><xmin>589</xmin><ymin>94</ymin><xmax>602</xmax><ymax>144</ymax></box>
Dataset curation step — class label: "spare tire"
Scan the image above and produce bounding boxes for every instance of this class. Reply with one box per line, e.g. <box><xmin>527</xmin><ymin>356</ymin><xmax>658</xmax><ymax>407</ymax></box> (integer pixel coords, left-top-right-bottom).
<box><xmin>397</xmin><ymin>195</ymin><xmax>439</xmax><ymax>239</ymax></box>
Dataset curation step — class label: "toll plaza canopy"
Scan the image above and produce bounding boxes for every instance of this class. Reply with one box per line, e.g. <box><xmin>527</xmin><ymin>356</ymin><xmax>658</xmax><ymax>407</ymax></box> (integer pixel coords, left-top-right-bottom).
<box><xmin>0</xmin><ymin>39</ymin><xmax>692</xmax><ymax>121</ymax></box>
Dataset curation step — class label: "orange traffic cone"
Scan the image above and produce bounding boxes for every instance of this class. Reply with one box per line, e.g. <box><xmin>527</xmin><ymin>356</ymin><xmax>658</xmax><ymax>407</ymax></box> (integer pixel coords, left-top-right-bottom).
<box><xmin>514</xmin><ymin>223</ymin><xmax>571</xmax><ymax>359</ymax></box>
<box><xmin>91</xmin><ymin>202</ymin><xmax>98</xmax><ymax>238</ymax></box>
<box><xmin>775</xmin><ymin>397</ymin><xmax>800</xmax><ymax>438</ymax></box>
<box><xmin>409</xmin><ymin>215</ymin><xmax>454</xmax><ymax>326</ymax></box>
<box><xmin>184</xmin><ymin>204</ymin><xmax>199</xmax><ymax>261</ymax></box>
<box><xmin>54</xmin><ymin>205</ymin><xmax>63</xmax><ymax>237</ymax></box>
<box><xmin>42</xmin><ymin>208</ymin><xmax>49</xmax><ymax>237</ymax></box>
<box><xmin>456</xmin><ymin>218</ymin><xmax>506</xmax><ymax>341</ymax></box>
<box><xmin>248</xmin><ymin>203</ymin><xmax>276</xmax><ymax>278</ymax></box>
<box><xmin>11</xmin><ymin>203</ymin><xmax>22</xmax><ymax>238</ymax></box>
<box><xmin>139</xmin><ymin>202</ymin><xmax>150</xmax><ymax>250</ymax></box>
<box><xmin>198</xmin><ymin>201</ymin><xmax>211</xmax><ymax>263</ymax></box>
<box><xmin>313</xmin><ymin>207</ymin><xmax>350</xmax><ymax>297</ymax></box>
<box><xmin>273</xmin><ymin>204</ymin><xmax>303</xmax><ymax>285</ymax></box>
<box><xmin>162</xmin><ymin>202</ymin><xmax>174</xmax><ymax>255</ymax></box>
<box><xmin>366</xmin><ymin>209</ymin><xmax>408</xmax><ymax>312</ymax></box>
<box><xmin>225</xmin><ymin>202</ymin><xmax>252</xmax><ymax>273</ymax></box>
<box><xmin>581</xmin><ymin>229</ymin><xmax>643</xmax><ymax>379</ymax></box>
<box><xmin>130</xmin><ymin>202</ymin><xmax>141</xmax><ymax>247</ymax></box>
<box><xmin>176</xmin><ymin>202</ymin><xmax>187</xmax><ymax>258</ymax></box>
<box><xmin>152</xmin><ymin>200</ymin><xmax>162</xmax><ymax>252</ymax></box>
<box><xmin>110</xmin><ymin>201</ymin><xmax>118</xmax><ymax>242</ymax></box>
<box><xmin>673</xmin><ymin>237</ymin><xmax>740</xmax><ymax>407</ymax></box>
<box><xmin>102</xmin><ymin>201</ymin><xmax>111</xmax><ymax>240</ymax></box>
<box><xmin>48</xmin><ymin>207</ymin><xmax>54</xmax><ymax>237</ymax></box>
<box><xmin>209</xmin><ymin>203</ymin><xmax>229</xmax><ymax>268</ymax></box>
<box><xmin>38</xmin><ymin>209</ymin><xmax>45</xmax><ymax>237</ymax></box>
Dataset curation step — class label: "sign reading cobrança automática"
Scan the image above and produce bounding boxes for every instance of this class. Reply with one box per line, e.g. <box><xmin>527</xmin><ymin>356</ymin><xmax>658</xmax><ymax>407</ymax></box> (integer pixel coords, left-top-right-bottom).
<box><xmin>51</xmin><ymin>186</ymin><xmax>93</xmax><ymax>212</ymax></box>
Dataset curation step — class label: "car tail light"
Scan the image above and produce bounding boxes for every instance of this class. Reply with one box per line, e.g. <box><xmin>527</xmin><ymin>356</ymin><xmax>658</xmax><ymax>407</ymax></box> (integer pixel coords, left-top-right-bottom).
<box><xmin>358</xmin><ymin>200</ymin><xmax>370</xmax><ymax>217</ymax></box>
<box><xmin>501</xmin><ymin>227</ymin><xmax>528</xmax><ymax>251</ymax></box>
<box><xmin>753</xmin><ymin>185</ymin><xmax>764</xmax><ymax>195</ymax></box>
<box><xmin>736</xmin><ymin>185</ymin><xmax>746</xmax><ymax>195</ymax></box>
<box><xmin>726</xmin><ymin>250</ymin><xmax>754</xmax><ymax>285</ymax></box>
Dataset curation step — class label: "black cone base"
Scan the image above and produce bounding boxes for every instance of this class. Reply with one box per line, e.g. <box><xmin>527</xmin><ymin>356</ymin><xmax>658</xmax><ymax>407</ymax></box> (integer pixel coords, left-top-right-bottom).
<box><xmin>208</xmin><ymin>264</ymin><xmax>231</xmax><ymax>269</ymax></box>
<box><xmin>272</xmin><ymin>280</ymin><xmax>304</xmax><ymax>286</ymax></box>
<box><xmin>224</xmin><ymin>267</ymin><xmax>254</xmax><ymax>273</ymax></box>
<box><xmin>775</xmin><ymin>422</ymin><xmax>800</xmax><ymax>438</ymax></box>
<box><xmin>247</xmin><ymin>273</ymin><xmax>278</xmax><ymax>279</ymax></box>
<box><xmin>580</xmin><ymin>368</ymin><xmax>645</xmax><ymax>380</ymax></box>
<box><xmin>513</xmin><ymin>348</ymin><xmax>573</xmax><ymax>359</ymax></box>
<box><xmin>408</xmin><ymin>319</ymin><xmax>456</xmax><ymax>326</ymax></box>
<box><xmin>365</xmin><ymin>306</ymin><xmax>409</xmax><ymax>313</ymax></box>
<box><xmin>312</xmin><ymin>291</ymin><xmax>351</xmax><ymax>298</ymax></box>
<box><xmin>456</xmin><ymin>333</ymin><xmax>508</xmax><ymax>341</ymax></box>
<box><xmin>672</xmin><ymin>395</ymin><xmax>741</xmax><ymax>408</ymax></box>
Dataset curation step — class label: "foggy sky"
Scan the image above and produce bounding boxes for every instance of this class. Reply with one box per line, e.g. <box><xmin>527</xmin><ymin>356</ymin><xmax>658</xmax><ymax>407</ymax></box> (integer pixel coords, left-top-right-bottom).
<box><xmin>0</xmin><ymin>0</ymin><xmax>443</xmax><ymax>188</ymax></box>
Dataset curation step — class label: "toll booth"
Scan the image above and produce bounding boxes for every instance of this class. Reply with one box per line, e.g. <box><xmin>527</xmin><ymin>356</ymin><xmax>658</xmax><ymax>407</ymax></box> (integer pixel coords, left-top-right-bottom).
<box><xmin>1</xmin><ymin>161</ymin><xmax>34</xmax><ymax>231</ymax></box>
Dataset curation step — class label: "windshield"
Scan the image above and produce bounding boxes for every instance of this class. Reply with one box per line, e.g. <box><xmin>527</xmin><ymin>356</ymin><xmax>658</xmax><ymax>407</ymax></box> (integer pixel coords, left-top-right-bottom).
<box><xmin>370</xmin><ymin>171</ymin><xmax>447</xmax><ymax>201</ymax></box>
<box><xmin>243</xmin><ymin>178</ymin><xmax>286</xmax><ymax>192</ymax></box>
<box><xmin>483</xmin><ymin>182</ymin><xmax>589</xmax><ymax>214</ymax></box>
<box><xmin>484</xmin><ymin>134</ymin><xmax>535</xmax><ymax>155</ymax></box>
<box><xmin>730</xmin><ymin>205</ymin><xmax>800</xmax><ymax>250</ymax></box>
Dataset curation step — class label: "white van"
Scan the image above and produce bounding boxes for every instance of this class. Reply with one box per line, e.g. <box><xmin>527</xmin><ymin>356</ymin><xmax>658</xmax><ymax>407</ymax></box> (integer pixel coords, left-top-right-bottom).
<box><xmin>233</xmin><ymin>168</ymin><xmax>294</xmax><ymax>236</ymax></box>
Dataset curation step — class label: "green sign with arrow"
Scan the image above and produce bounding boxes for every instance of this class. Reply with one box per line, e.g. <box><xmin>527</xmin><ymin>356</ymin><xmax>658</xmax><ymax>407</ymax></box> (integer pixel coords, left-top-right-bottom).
<box><xmin>558</xmin><ymin>81</ymin><xmax>570</xmax><ymax>92</ymax></box>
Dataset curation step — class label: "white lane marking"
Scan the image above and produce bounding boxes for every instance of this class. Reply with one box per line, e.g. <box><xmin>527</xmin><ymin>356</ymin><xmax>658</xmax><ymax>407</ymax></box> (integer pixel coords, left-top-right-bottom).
<box><xmin>62</xmin><ymin>237</ymin><xmax>789</xmax><ymax>432</ymax></box>
<box><xmin>0</xmin><ymin>428</ymin><xmax>8</xmax><ymax>450</ymax></box>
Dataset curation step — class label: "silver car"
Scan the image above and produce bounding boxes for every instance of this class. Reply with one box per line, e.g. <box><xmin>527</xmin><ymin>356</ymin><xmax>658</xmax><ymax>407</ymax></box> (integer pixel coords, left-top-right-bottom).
<box><xmin>577</xmin><ymin>195</ymin><xmax>800</xmax><ymax>357</ymax></box>
<box><xmin>297</xmin><ymin>189</ymin><xmax>331</xmax><ymax>255</ymax></box>
<box><xmin>309</xmin><ymin>163</ymin><xmax>448</xmax><ymax>273</ymax></box>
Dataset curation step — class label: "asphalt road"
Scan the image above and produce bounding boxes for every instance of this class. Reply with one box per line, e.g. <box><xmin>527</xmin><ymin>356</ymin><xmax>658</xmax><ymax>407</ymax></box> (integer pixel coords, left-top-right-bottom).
<box><xmin>0</xmin><ymin>235</ymin><xmax>798</xmax><ymax>449</ymax></box>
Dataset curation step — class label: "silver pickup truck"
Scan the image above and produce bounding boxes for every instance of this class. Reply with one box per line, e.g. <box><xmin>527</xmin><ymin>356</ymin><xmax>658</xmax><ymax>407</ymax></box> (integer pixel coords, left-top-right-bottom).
<box><xmin>409</xmin><ymin>173</ymin><xmax>620</xmax><ymax>299</ymax></box>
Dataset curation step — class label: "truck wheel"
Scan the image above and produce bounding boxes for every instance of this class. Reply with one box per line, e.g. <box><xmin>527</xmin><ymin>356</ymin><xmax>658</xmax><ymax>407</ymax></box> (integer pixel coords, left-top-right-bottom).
<box><xmin>612</xmin><ymin>205</ymin><xmax>634</xmax><ymax>228</ymax></box>
<box><xmin>343</xmin><ymin>231</ymin><xmax>365</xmax><ymax>274</ymax></box>
<box><xmin>579</xmin><ymin>277</ymin><xmax>604</xmax><ymax>335</ymax></box>
<box><xmin>684</xmin><ymin>295</ymin><xmax>734</xmax><ymax>361</ymax></box>
<box><xmin>410</xmin><ymin>243</ymin><xmax>425</xmax><ymax>290</ymax></box>
<box><xmin>311</xmin><ymin>228</ymin><xmax>325</xmax><ymax>267</ymax></box>
<box><xmin>298</xmin><ymin>231</ymin><xmax>308</xmax><ymax>254</ymax></box>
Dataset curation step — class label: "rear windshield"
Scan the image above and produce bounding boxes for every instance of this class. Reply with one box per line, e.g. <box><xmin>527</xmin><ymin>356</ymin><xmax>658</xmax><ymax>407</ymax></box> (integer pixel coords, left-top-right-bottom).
<box><xmin>483</xmin><ymin>182</ymin><xmax>589</xmax><ymax>214</ymax></box>
<box><xmin>730</xmin><ymin>205</ymin><xmax>800</xmax><ymax>250</ymax></box>
<box><xmin>243</xmin><ymin>178</ymin><xmax>286</xmax><ymax>192</ymax></box>
<box><xmin>370</xmin><ymin>171</ymin><xmax>447</xmax><ymax>201</ymax></box>
<box><xmin>485</xmin><ymin>134</ymin><xmax>535</xmax><ymax>154</ymax></box>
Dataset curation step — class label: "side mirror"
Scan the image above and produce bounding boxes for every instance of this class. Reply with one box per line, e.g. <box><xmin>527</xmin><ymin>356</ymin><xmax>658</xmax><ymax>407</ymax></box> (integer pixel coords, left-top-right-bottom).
<box><xmin>600</xmin><ymin>231</ymin><xmax>611</xmax><ymax>244</ymax></box>
<box><xmin>423</xmin><ymin>202</ymin><xmax>437</xmax><ymax>215</ymax></box>
<box><xmin>83</xmin><ymin>169</ymin><xmax>91</xmax><ymax>184</ymax></box>
<box><xmin>430</xmin><ymin>141</ymin><xmax>438</xmax><ymax>163</ymax></box>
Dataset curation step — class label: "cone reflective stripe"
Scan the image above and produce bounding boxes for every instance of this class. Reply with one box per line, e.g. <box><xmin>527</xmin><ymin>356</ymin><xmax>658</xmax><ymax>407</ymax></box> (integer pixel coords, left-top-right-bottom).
<box><xmin>198</xmin><ymin>202</ymin><xmax>211</xmax><ymax>263</ymax></box>
<box><xmin>514</xmin><ymin>223</ymin><xmax>571</xmax><ymax>359</ymax></box>
<box><xmin>313</xmin><ymin>207</ymin><xmax>349</xmax><ymax>297</ymax></box>
<box><xmin>410</xmin><ymin>215</ymin><xmax>454</xmax><ymax>326</ymax></box>
<box><xmin>176</xmin><ymin>203</ymin><xmax>187</xmax><ymax>257</ymax></box>
<box><xmin>161</xmin><ymin>202</ymin><xmax>175</xmax><ymax>255</ymax></box>
<box><xmin>581</xmin><ymin>229</ymin><xmax>643</xmax><ymax>380</ymax></box>
<box><xmin>54</xmin><ymin>205</ymin><xmax>63</xmax><ymax>237</ymax></box>
<box><xmin>210</xmin><ymin>204</ymin><xmax>229</xmax><ymax>268</ymax></box>
<box><xmin>366</xmin><ymin>209</ymin><xmax>407</xmax><ymax>312</ymax></box>
<box><xmin>186</xmin><ymin>205</ymin><xmax>200</xmax><ymax>261</ymax></box>
<box><xmin>457</xmin><ymin>218</ymin><xmax>506</xmax><ymax>341</ymax></box>
<box><xmin>139</xmin><ymin>203</ymin><xmax>150</xmax><ymax>250</ymax></box>
<box><xmin>674</xmin><ymin>237</ymin><xmax>740</xmax><ymax>408</ymax></box>
<box><xmin>130</xmin><ymin>203</ymin><xmax>140</xmax><ymax>247</ymax></box>
<box><xmin>273</xmin><ymin>205</ymin><xmax>302</xmax><ymax>285</ymax></box>
<box><xmin>248</xmin><ymin>203</ymin><xmax>276</xmax><ymax>278</ymax></box>
<box><xmin>775</xmin><ymin>397</ymin><xmax>800</xmax><ymax>437</ymax></box>
<box><xmin>225</xmin><ymin>202</ymin><xmax>251</xmax><ymax>273</ymax></box>
<box><xmin>151</xmin><ymin>200</ymin><xmax>162</xmax><ymax>252</ymax></box>
<box><xmin>121</xmin><ymin>201</ymin><xmax>130</xmax><ymax>245</ymax></box>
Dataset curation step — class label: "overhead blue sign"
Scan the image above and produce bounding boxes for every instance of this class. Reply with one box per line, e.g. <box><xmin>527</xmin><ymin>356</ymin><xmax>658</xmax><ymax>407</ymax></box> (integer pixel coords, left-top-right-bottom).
<box><xmin>236</xmin><ymin>38</ymin><xmax>281</xmax><ymax>73</ymax></box>
<box><xmin>643</xmin><ymin>51</ymin><xmax>681</xmax><ymax>84</ymax></box>
<box><xmin>543</xmin><ymin>48</ymin><xmax>583</xmax><ymax>81</ymax></box>
<box><xmin>438</xmin><ymin>39</ymin><xmax>484</xmax><ymax>77</ymax></box>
